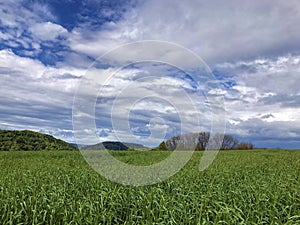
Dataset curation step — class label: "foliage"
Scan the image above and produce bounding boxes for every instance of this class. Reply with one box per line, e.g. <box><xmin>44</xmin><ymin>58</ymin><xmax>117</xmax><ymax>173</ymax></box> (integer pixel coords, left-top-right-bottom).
<box><xmin>0</xmin><ymin>150</ymin><xmax>299</xmax><ymax>224</ymax></box>
<box><xmin>0</xmin><ymin>130</ymin><xmax>77</xmax><ymax>151</ymax></box>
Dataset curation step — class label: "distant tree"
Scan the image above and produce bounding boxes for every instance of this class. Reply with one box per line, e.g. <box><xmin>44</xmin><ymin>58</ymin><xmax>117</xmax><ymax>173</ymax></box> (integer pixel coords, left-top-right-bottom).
<box><xmin>196</xmin><ymin>132</ymin><xmax>210</xmax><ymax>150</ymax></box>
<box><xmin>166</xmin><ymin>135</ymin><xmax>181</xmax><ymax>150</ymax></box>
<box><xmin>221</xmin><ymin>134</ymin><xmax>239</xmax><ymax>150</ymax></box>
<box><xmin>164</xmin><ymin>132</ymin><xmax>251</xmax><ymax>150</ymax></box>
<box><xmin>235</xmin><ymin>142</ymin><xmax>254</xmax><ymax>150</ymax></box>
<box><xmin>158</xmin><ymin>141</ymin><xmax>168</xmax><ymax>151</ymax></box>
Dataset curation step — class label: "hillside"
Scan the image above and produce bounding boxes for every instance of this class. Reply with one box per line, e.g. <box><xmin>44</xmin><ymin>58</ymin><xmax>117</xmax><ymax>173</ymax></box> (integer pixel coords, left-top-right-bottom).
<box><xmin>0</xmin><ymin>130</ymin><xmax>77</xmax><ymax>151</ymax></box>
<box><xmin>81</xmin><ymin>141</ymin><xmax>147</xmax><ymax>150</ymax></box>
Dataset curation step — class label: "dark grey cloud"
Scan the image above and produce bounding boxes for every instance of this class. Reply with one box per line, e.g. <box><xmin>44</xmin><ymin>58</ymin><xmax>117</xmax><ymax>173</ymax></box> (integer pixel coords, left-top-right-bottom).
<box><xmin>259</xmin><ymin>94</ymin><xmax>300</xmax><ymax>108</ymax></box>
<box><xmin>260</xmin><ymin>114</ymin><xmax>274</xmax><ymax>119</ymax></box>
<box><xmin>228</xmin><ymin>118</ymin><xmax>300</xmax><ymax>149</ymax></box>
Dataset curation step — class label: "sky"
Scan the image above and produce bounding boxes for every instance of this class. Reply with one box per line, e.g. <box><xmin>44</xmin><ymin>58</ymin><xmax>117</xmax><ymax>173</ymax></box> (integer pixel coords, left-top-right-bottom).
<box><xmin>0</xmin><ymin>0</ymin><xmax>300</xmax><ymax>149</ymax></box>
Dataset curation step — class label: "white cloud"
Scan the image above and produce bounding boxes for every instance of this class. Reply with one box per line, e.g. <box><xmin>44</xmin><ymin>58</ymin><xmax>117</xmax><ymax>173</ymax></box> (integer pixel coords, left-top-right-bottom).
<box><xmin>30</xmin><ymin>22</ymin><xmax>68</xmax><ymax>41</ymax></box>
<box><xmin>216</xmin><ymin>54</ymin><xmax>300</xmax><ymax>146</ymax></box>
<box><xmin>68</xmin><ymin>0</ymin><xmax>300</xmax><ymax>64</ymax></box>
<box><xmin>0</xmin><ymin>1</ymin><xmax>66</xmax><ymax>59</ymax></box>
<box><xmin>1</xmin><ymin>0</ymin><xmax>299</xmax><ymax>148</ymax></box>
<box><xmin>73</xmin><ymin>61</ymin><xmax>220</xmax><ymax>146</ymax></box>
<box><xmin>224</xmin><ymin>55</ymin><xmax>300</xmax><ymax>96</ymax></box>
<box><xmin>0</xmin><ymin>49</ymin><xmax>85</xmax><ymax>141</ymax></box>
<box><xmin>135</xmin><ymin>0</ymin><xmax>300</xmax><ymax>63</ymax></box>
<box><xmin>0</xmin><ymin>6</ymin><xmax>19</xmax><ymax>27</ymax></box>
<box><xmin>0</xmin><ymin>30</ymin><xmax>13</xmax><ymax>40</ymax></box>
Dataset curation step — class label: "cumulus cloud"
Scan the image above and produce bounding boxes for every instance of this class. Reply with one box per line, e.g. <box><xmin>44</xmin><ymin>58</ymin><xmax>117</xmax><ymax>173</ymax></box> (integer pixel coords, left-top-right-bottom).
<box><xmin>68</xmin><ymin>0</ymin><xmax>300</xmax><ymax>64</ymax></box>
<box><xmin>29</xmin><ymin>22</ymin><xmax>68</xmax><ymax>41</ymax></box>
<box><xmin>215</xmin><ymin>55</ymin><xmax>300</xmax><ymax>148</ymax></box>
<box><xmin>0</xmin><ymin>1</ymin><xmax>69</xmax><ymax>61</ymax></box>
<box><xmin>72</xmin><ymin>60</ymin><xmax>222</xmax><ymax>146</ymax></box>
<box><xmin>0</xmin><ymin>0</ymin><xmax>299</xmax><ymax>148</ymax></box>
<box><xmin>0</xmin><ymin>49</ymin><xmax>84</xmax><ymax>141</ymax></box>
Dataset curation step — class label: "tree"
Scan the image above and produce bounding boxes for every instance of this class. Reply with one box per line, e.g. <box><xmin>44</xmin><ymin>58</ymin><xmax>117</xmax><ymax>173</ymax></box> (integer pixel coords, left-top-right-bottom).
<box><xmin>236</xmin><ymin>142</ymin><xmax>254</xmax><ymax>150</ymax></box>
<box><xmin>158</xmin><ymin>141</ymin><xmax>168</xmax><ymax>151</ymax></box>
<box><xmin>221</xmin><ymin>134</ymin><xmax>239</xmax><ymax>150</ymax></box>
<box><xmin>196</xmin><ymin>132</ymin><xmax>210</xmax><ymax>150</ymax></box>
<box><xmin>164</xmin><ymin>132</ymin><xmax>251</xmax><ymax>150</ymax></box>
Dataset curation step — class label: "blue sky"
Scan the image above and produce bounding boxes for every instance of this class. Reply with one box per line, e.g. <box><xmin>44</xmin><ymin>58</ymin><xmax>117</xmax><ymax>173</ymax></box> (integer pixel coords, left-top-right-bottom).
<box><xmin>0</xmin><ymin>0</ymin><xmax>300</xmax><ymax>148</ymax></box>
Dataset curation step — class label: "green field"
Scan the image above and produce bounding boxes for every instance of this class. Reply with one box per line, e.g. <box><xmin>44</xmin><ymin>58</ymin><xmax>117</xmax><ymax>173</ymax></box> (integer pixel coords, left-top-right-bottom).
<box><xmin>0</xmin><ymin>150</ymin><xmax>299</xmax><ymax>224</ymax></box>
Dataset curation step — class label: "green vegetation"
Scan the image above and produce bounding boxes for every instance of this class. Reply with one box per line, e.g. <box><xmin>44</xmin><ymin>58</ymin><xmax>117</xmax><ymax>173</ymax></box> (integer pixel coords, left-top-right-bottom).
<box><xmin>0</xmin><ymin>150</ymin><xmax>299</xmax><ymax>224</ymax></box>
<box><xmin>82</xmin><ymin>141</ymin><xmax>146</xmax><ymax>150</ymax></box>
<box><xmin>0</xmin><ymin>130</ymin><xmax>77</xmax><ymax>151</ymax></box>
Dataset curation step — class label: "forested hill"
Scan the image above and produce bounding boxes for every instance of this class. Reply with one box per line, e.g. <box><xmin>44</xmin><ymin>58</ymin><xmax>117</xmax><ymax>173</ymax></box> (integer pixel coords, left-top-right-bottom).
<box><xmin>81</xmin><ymin>141</ymin><xmax>147</xmax><ymax>150</ymax></box>
<box><xmin>0</xmin><ymin>130</ymin><xmax>77</xmax><ymax>151</ymax></box>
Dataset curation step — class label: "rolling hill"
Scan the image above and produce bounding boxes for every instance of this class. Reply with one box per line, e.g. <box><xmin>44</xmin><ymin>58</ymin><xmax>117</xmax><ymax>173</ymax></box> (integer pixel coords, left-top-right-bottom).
<box><xmin>81</xmin><ymin>141</ymin><xmax>147</xmax><ymax>150</ymax></box>
<box><xmin>0</xmin><ymin>130</ymin><xmax>77</xmax><ymax>151</ymax></box>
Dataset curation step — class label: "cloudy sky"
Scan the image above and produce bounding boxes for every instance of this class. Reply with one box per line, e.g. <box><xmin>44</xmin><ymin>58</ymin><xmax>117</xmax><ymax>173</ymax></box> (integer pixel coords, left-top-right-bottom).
<box><xmin>0</xmin><ymin>0</ymin><xmax>300</xmax><ymax>149</ymax></box>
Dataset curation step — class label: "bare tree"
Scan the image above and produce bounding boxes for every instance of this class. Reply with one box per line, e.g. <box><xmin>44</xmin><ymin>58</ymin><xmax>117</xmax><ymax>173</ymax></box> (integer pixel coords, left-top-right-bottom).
<box><xmin>235</xmin><ymin>142</ymin><xmax>254</xmax><ymax>150</ymax></box>
<box><xmin>165</xmin><ymin>132</ymin><xmax>244</xmax><ymax>150</ymax></box>
<box><xmin>221</xmin><ymin>134</ymin><xmax>239</xmax><ymax>150</ymax></box>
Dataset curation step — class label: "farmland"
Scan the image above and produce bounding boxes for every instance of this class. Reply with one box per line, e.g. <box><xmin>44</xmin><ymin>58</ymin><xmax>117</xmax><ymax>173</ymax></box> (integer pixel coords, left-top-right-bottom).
<box><xmin>0</xmin><ymin>150</ymin><xmax>299</xmax><ymax>224</ymax></box>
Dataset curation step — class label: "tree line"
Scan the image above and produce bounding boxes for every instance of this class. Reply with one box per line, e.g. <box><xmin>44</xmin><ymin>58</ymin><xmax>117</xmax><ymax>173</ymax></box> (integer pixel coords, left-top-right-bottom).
<box><xmin>157</xmin><ymin>132</ymin><xmax>254</xmax><ymax>151</ymax></box>
<box><xmin>0</xmin><ymin>130</ymin><xmax>77</xmax><ymax>151</ymax></box>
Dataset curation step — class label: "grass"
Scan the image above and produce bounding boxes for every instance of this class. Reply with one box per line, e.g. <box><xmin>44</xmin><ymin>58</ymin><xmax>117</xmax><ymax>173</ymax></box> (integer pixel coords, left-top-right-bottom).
<box><xmin>0</xmin><ymin>150</ymin><xmax>299</xmax><ymax>224</ymax></box>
